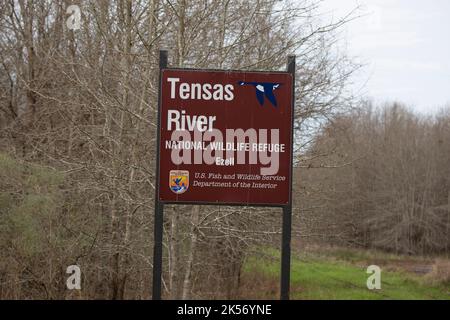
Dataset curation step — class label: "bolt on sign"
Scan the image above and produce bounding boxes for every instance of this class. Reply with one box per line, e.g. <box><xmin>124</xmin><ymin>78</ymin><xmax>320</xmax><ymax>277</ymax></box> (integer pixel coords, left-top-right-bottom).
<box><xmin>157</xmin><ymin>69</ymin><xmax>293</xmax><ymax>205</ymax></box>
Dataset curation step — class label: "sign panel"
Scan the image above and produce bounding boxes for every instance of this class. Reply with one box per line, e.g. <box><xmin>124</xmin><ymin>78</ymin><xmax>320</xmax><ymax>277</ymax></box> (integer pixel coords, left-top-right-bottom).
<box><xmin>158</xmin><ymin>69</ymin><xmax>293</xmax><ymax>205</ymax></box>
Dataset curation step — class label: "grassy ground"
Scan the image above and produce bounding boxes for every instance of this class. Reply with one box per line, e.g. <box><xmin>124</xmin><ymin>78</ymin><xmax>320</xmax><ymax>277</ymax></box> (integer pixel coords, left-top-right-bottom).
<box><xmin>240</xmin><ymin>247</ymin><xmax>450</xmax><ymax>300</ymax></box>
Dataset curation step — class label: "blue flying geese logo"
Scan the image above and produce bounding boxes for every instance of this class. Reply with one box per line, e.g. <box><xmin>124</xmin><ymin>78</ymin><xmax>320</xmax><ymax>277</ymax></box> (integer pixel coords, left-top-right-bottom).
<box><xmin>238</xmin><ymin>81</ymin><xmax>282</xmax><ymax>108</ymax></box>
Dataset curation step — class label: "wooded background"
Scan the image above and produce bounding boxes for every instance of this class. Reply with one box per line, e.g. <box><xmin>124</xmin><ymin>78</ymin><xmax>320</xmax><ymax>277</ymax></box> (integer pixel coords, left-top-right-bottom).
<box><xmin>0</xmin><ymin>0</ymin><xmax>448</xmax><ymax>299</ymax></box>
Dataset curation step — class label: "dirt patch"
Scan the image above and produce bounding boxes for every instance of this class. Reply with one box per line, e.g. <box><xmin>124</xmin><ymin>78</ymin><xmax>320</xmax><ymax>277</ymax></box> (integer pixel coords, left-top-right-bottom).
<box><xmin>425</xmin><ymin>259</ymin><xmax>450</xmax><ymax>285</ymax></box>
<box><xmin>298</xmin><ymin>244</ymin><xmax>446</xmax><ymax>278</ymax></box>
<box><xmin>366</xmin><ymin>260</ymin><xmax>433</xmax><ymax>275</ymax></box>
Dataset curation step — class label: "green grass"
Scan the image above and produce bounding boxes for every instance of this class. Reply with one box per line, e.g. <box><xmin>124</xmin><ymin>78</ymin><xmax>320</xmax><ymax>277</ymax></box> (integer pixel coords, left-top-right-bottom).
<box><xmin>242</xmin><ymin>249</ymin><xmax>450</xmax><ymax>300</ymax></box>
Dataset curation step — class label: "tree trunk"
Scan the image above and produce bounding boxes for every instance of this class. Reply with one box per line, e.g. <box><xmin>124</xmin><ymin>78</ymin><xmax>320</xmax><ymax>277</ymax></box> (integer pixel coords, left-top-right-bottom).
<box><xmin>182</xmin><ymin>205</ymin><xmax>200</xmax><ymax>299</ymax></box>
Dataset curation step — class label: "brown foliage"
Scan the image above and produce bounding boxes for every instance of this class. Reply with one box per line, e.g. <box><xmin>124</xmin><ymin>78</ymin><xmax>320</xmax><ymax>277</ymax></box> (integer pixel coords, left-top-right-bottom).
<box><xmin>0</xmin><ymin>0</ymin><xmax>356</xmax><ymax>299</ymax></box>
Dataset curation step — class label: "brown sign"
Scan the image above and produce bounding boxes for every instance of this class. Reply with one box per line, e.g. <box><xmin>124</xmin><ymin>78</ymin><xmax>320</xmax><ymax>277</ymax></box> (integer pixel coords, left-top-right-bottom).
<box><xmin>157</xmin><ymin>69</ymin><xmax>293</xmax><ymax>205</ymax></box>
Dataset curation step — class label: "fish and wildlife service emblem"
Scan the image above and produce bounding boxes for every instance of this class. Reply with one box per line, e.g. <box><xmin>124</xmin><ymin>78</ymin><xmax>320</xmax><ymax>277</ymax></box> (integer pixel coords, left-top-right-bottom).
<box><xmin>169</xmin><ymin>170</ymin><xmax>189</xmax><ymax>194</ymax></box>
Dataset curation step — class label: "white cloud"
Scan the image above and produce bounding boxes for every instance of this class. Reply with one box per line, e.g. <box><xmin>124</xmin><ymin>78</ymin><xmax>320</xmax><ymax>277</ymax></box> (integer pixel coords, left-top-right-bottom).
<box><xmin>319</xmin><ymin>0</ymin><xmax>450</xmax><ymax>113</ymax></box>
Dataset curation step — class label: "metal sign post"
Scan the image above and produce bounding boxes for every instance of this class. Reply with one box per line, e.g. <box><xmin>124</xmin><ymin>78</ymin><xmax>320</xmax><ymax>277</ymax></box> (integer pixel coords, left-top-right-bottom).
<box><xmin>281</xmin><ymin>55</ymin><xmax>296</xmax><ymax>300</ymax></box>
<box><xmin>152</xmin><ymin>50</ymin><xmax>295</xmax><ymax>300</ymax></box>
<box><xmin>152</xmin><ymin>50</ymin><xmax>168</xmax><ymax>300</ymax></box>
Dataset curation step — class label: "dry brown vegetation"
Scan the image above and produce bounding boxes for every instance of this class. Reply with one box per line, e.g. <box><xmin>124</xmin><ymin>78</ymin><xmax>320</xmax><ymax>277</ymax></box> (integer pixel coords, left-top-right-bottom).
<box><xmin>297</xmin><ymin>103</ymin><xmax>450</xmax><ymax>256</ymax></box>
<box><xmin>0</xmin><ymin>0</ymin><xmax>357</xmax><ymax>299</ymax></box>
<box><xmin>0</xmin><ymin>0</ymin><xmax>448</xmax><ymax>300</ymax></box>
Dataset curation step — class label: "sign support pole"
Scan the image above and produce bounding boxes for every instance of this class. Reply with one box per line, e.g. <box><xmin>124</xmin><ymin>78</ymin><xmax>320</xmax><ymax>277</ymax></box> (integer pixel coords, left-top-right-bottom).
<box><xmin>281</xmin><ymin>55</ymin><xmax>296</xmax><ymax>300</ymax></box>
<box><xmin>152</xmin><ymin>50</ymin><xmax>168</xmax><ymax>300</ymax></box>
<box><xmin>152</xmin><ymin>51</ymin><xmax>295</xmax><ymax>300</ymax></box>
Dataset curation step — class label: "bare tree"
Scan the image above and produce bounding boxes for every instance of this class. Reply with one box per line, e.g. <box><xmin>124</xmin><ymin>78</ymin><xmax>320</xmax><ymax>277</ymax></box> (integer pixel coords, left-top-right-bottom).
<box><xmin>0</xmin><ymin>0</ymin><xmax>358</xmax><ymax>299</ymax></box>
<box><xmin>302</xmin><ymin>102</ymin><xmax>450</xmax><ymax>255</ymax></box>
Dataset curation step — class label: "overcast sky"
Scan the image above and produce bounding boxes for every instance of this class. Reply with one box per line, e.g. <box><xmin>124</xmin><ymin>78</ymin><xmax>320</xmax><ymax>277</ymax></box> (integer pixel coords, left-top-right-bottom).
<box><xmin>320</xmin><ymin>0</ymin><xmax>450</xmax><ymax>114</ymax></box>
